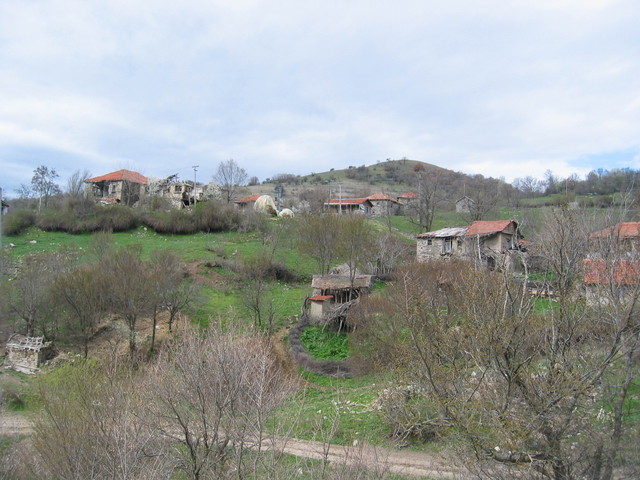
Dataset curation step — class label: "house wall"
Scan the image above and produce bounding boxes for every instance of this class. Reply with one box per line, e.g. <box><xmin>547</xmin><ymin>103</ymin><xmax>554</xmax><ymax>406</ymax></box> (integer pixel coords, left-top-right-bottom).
<box><xmin>369</xmin><ymin>200</ymin><xmax>399</xmax><ymax>217</ymax></box>
<box><xmin>6</xmin><ymin>349</ymin><xmax>45</xmax><ymax>374</ymax></box>
<box><xmin>417</xmin><ymin>237</ymin><xmax>465</xmax><ymax>261</ymax></box>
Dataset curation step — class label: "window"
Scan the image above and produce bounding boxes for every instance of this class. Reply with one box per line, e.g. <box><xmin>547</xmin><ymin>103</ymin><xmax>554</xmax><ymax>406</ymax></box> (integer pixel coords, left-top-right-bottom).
<box><xmin>444</xmin><ymin>238</ymin><xmax>452</xmax><ymax>253</ymax></box>
<box><xmin>427</xmin><ymin>239</ymin><xmax>433</xmax><ymax>245</ymax></box>
<box><xmin>175</xmin><ymin>185</ymin><xmax>182</xmax><ymax>193</ymax></box>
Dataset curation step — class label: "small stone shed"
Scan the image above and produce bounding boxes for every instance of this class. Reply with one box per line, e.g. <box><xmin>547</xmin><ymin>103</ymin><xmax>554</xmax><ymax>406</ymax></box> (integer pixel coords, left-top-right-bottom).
<box><xmin>308</xmin><ymin>295</ymin><xmax>334</xmax><ymax>321</ymax></box>
<box><xmin>5</xmin><ymin>334</ymin><xmax>54</xmax><ymax>374</ymax></box>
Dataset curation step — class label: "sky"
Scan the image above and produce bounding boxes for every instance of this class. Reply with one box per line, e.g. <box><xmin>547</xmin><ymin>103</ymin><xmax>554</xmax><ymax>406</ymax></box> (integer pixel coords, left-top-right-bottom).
<box><xmin>1</xmin><ymin>0</ymin><xmax>639</xmax><ymax>198</ymax></box>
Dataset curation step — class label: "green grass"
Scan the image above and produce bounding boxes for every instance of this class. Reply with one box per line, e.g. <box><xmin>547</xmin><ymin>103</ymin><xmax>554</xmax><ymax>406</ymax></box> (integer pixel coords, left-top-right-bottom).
<box><xmin>275</xmin><ymin>371</ymin><xmax>392</xmax><ymax>446</ymax></box>
<box><xmin>301</xmin><ymin>325</ymin><xmax>349</xmax><ymax>360</ymax></box>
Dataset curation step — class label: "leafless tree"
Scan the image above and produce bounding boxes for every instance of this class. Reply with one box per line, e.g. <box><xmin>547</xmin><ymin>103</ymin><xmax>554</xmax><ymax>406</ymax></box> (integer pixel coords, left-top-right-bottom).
<box><xmin>214</xmin><ymin>159</ymin><xmax>248</xmax><ymax>204</ymax></box>
<box><xmin>143</xmin><ymin>324</ymin><xmax>295</xmax><ymax>480</ymax></box>
<box><xmin>3</xmin><ymin>250</ymin><xmax>74</xmax><ymax>338</ymax></box>
<box><xmin>351</xmin><ymin>240</ymin><xmax>640</xmax><ymax>480</ymax></box>
<box><xmin>407</xmin><ymin>171</ymin><xmax>444</xmax><ymax>232</ymax></box>
<box><xmin>66</xmin><ymin>169</ymin><xmax>91</xmax><ymax>197</ymax></box>
<box><xmin>31</xmin><ymin>165</ymin><xmax>62</xmax><ymax>212</ymax></box>
<box><xmin>295</xmin><ymin>213</ymin><xmax>343</xmax><ymax>275</ymax></box>
<box><xmin>99</xmin><ymin>245</ymin><xmax>151</xmax><ymax>363</ymax></box>
<box><xmin>52</xmin><ymin>262</ymin><xmax>105</xmax><ymax>358</ymax></box>
<box><xmin>30</xmin><ymin>359</ymin><xmax>170</xmax><ymax>480</ymax></box>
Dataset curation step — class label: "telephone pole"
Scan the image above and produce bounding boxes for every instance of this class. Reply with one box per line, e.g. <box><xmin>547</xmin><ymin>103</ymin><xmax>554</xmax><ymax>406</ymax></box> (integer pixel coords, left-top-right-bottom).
<box><xmin>192</xmin><ymin>165</ymin><xmax>199</xmax><ymax>206</ymax></box>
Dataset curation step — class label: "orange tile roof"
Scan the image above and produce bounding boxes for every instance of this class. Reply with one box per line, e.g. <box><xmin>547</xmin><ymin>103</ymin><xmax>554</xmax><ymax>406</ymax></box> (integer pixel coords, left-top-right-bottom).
<box><xmin>367</xmin><ymin>193</ymin><xmax>399</xmax><ymax>202</ymax></box>
<box><xmin>309</xmin><ymin>295</ymin><xmax>333</xmax><ymax>301</ymax></box>
<box><xmin>398</xmin><ymin>191</ymin><xmax>417</xmax><ymax>199</ymax></box>
<box><xmin>583</xmin><ymin>259</ymin><xmax>640</xmax><ymax>285</ymax></box>
<box><xmin>235</xmin><ymin>194</ymin><xmax>262</xmax><ymax>203</ymax></box>
<box><xmin>466</xmin><ymin>220</ymin><xmax>516</xmax><ymax>236</ymax></box>
<box><xmin>590</xmin><ymin>222</ymin><xmax>640</xmax><ymax>239</ymax></box>
<box><xmin>325</xmin><ymin>198</ymin><xmax>371</xmax><ymax>205</ymax></box>
<box><xmin>85</xmin><ymin>169</ymin><xmax>148</xmax><ymax>184</ymax></box>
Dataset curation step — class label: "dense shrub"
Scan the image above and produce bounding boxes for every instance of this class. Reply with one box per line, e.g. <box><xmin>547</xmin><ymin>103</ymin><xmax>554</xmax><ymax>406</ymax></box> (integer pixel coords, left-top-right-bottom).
<box><xmin>90</xmin><ymin>205</ymin><xmax>140</xmax><ymax>232</ymax></box>
<box><xmin>194</xmin><ymin>201</ymin><xmax>242</xmax><ymax>233</ymax></box>
<box><xmin>36</xmin><ymin>209</ymin><xmax>83</xmax><ymax>233</ymax></box>
<box><xmin>143</xmin><ymin>210</ymin><xmax>199</xmax><ymax>234</ymax></box>
<box><xmin>2</xmin><ymin>209</ymin><xmax>36</xmax><ymax>236</ymax></box>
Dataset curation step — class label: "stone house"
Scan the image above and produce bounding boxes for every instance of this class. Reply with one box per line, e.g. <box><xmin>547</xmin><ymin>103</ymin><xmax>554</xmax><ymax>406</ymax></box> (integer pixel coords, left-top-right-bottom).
<box><xmin>583</xmin><ymin>258</ymin><xmax>640</xmax><ymax>305</ymax></box>
<box><xmin>5</xmin><ymin>334</ymin><xmax>54</xmax><ymax>374</ymax></box>
<box><xmin>365</xmin><ymin>193</ymin><xmax>401</xmax><ymax>217</ymax></box>
<box><xmin>455</xmin><ymin>196</ymin><xmax>475</xmax><ymax>213</ymax></box>
<box><xmin>589</xmin><ymin>222</ymin><xmax>640</xmax><ymax>253</ymax></box>
<box><xmin>84</xmin><ymin>169</ymin><xmax>149</xmax><ymax>206</ymax></box>
<box><xmin>234</xmin><ymin>194</ymin><xmax>262</xmax><ymax>211</ymax></box>
<box><xmin>417</xmin><ymin>220</ymin><xmax>521</xmax><ymax>270</ymax></box>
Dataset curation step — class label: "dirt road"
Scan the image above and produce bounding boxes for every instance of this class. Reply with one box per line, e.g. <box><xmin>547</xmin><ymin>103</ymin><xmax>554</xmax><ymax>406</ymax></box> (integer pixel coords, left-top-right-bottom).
<box><xmin>0</xmin><ymin>413</ymin><xmax>461</xmax><ymax>479</ymax></box>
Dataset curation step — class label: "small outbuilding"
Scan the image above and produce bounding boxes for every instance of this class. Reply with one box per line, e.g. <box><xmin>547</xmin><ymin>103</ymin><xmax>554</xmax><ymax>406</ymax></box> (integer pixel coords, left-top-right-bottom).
<box><xmin>5</xmin><ymin>334</ymin><xmax>54</xmax><ymax>374</ymax></box>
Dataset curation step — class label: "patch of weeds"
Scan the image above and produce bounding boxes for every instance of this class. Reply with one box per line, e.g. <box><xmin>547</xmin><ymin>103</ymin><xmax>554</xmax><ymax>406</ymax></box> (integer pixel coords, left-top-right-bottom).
<box><xmin>301</xmin><ymin>325</ymin><xmax>349</xmax><ymax>360</ymax></box>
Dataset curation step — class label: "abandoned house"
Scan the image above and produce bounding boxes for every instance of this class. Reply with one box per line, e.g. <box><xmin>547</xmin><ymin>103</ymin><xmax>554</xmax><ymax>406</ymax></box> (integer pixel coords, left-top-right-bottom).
<box><xmin>234</xmin><ymin>194</ymin><xmax>262</xmax><ymax>211</ymax></box>
<box><xmin>308</xmin><ymin>274</ymin><xmax>373</xmax><ymax>328</ymax></box>
<box><xmin>5</xmin><ymin>334</ymin><xmax>54</xmax><ymax>374</ymax></box>
<box><xmin>365</xmin><ymin>193</ymin><xmax>401</xmax><ymax>217</ymax></box>
<box><xmin>1</xmin><ymin>199</ymin><xmax>9</xmax><ymax>215</ymax></box>
<box><xmin>416</xmin><ymin>219</ymin><xmax>522</xmax><ymax>270</ymax></box>
<box><xmin>589</xmin><ymin>222</ymin><xmax>640</xmax><ymax>253</ymax></box>
<box><xmin>84</xmin><ymin>169</ymin><xmax>149</xmax><ymax>206</ymax></box>
<box><xmin>583</xmin><ymin>258</ymin><xmax>640</xmax><ymax>305</ymax></box>
<box><xmin>150</xmin><ymin>174</ymin><xmax>203</xmax><ymax>207</ymax></box>
<box><xmin>311</xmin><ymin>274</ymin><xmax>373</xmax><ymax>305</ymax></box>
<box><xmin>455</xmin><ymin>196</ymin><xmax>475</xmax><ymax>213</ymax></box>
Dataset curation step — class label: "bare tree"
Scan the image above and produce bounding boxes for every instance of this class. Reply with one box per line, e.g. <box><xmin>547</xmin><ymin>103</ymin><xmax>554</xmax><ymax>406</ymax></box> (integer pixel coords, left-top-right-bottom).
<box><xmin>3</xmin><ymin>250</ymin><xmax>73</xmax><ymax>338</ymax></box>
<box><xmin>66</xmin><ymin>169</ymin><xmax>91</xmax><ymax>197</ymax></box>
<box><xmin>143</xmin><ymin>324</ymin><xmax>294</xmax><ymax>480</ymax></box>
<box><xmin>52</xmin><ymin>262</ymin><xmax>104</xmax><ymax>358</ymax></box>
<box><xmin>295</xmin><ymin>213</ymin><xmax>343</xmax><ymax>275</ymax></box>
<box><xmin>99</xmin><ymin>245</ymin><xmax>150</xmax><ymax>363</ymax></box>
<box><xmin>214</xmin><ymin>159</ymin><xmax>248</xmax><ymax>204</ymax></box>
<box><xmin>30</xmin><ymin>359</ymin><xmax>170</xmax><ymax>480</ymax></box>
<box><xmin>338</xmin><ymin>214</ymin><xmax>375</xmax><ymax>297</ymax></box>
<box><xmin>31</xmin><ymin>165</ymin><xmax>62</xmax><ymax>212</ymax></box>
<box><xmin>351</xmin><ymin>245</ymin><xmax>640</xmax><ymax>480</ymax></box>
<box><xmin>407</xmin><ymin>171</ymin><xmax>444</xmax><ymax>232</ymax></box>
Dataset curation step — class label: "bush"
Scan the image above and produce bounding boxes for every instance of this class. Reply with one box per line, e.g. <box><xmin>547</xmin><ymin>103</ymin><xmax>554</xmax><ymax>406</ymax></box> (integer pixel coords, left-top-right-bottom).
<box><xmin>301</xmin><ymin>325</ymin><xmax>349</xmax><ymax>360</ymax></box>
<box><xmin>90</xmin><ymin>205</ymin><xmax>139</xmax><ymax>232</ymax></box>
<box><xmin>143</xmin><ymin>210</ymin><xmax>198</xmax><ymax>234</ymax></box>
<box><xmin>36</xmin><ymin>209</ymin><xmax>83</xmax><ymax>233</ymax></box>
<box><xmin>2</xmin><ymin>209</ymin><xmax>36</xmax><ymax>236</ymax></box>
<box><xmin>194</xmin><ymin>201</ymin><xmax>242</xmax><ymax>233</ymax></box>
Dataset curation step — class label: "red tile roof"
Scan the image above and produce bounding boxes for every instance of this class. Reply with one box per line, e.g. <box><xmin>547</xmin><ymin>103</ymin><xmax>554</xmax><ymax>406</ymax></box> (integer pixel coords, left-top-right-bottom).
<box><xmin>325</xmin><ymin>198</ymin><xmax>371</xmax><ymax>205</ymax></box>
<box><xmin>398</xmin><ymin>191</ymin><xmax>417</xmax><ymax>199</ymax></box>
<box><xmin>85</xmin><ymin>169</ymin><xmax>148</xmax><ymax>184</ymax></box>
<box><xmin>583</xmin><ymin>259</ymin><xmax>640</xmax><ymax>285</ymax></box>
<box><xmin>309</xmin><ymin>295</ymin><xmax>333</xmax><ymax>301</ymax></box>
<box><xmin>466</xmin><ymin>220</ymin><xmax>516</xmax><ymax>236</ymax></box>
<box><xmin>590</xmin><ymin>222</ymin><xmax>640</xmax><ymax>239</ymax></box>
<box><xmin>367</xmin><ymin>193</ymin><xmax>399</xmax><ymax>202</ymax></box>
<box><xmin>235</xmin><ymin>194</ymin><xmax>262</xmax><ymax>204</ymax></box>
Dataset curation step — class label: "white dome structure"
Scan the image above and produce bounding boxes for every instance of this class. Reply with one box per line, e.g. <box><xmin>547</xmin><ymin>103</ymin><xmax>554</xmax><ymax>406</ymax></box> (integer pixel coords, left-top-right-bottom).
<box><xmin>253</xmin><ymin>195</ymin><xmax>277</xmax><ymax>215</ymax></box>
<box><xmin>278</xmin><ymin>208</ymin><xmax>294</xmax><ymax>218</ymax></box>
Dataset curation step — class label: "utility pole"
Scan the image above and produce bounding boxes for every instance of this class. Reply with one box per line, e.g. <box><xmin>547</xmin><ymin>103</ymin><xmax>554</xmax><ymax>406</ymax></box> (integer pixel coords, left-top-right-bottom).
<box><xmin>0</xmin><ymin>187</ymin><xmax>3</xmax><ymax>274</ymax></box>
<box><xmin>192</xmin><ymin>165</ymin><xmax>199</xmax><ymax>206</ymax></box>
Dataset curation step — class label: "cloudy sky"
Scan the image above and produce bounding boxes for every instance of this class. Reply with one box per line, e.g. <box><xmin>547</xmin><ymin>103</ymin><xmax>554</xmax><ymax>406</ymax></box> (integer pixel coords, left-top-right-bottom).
<box><xmin>1</xmin><ymin>0</ymin><xmax>639</xmax><ymax>197</ymax></box>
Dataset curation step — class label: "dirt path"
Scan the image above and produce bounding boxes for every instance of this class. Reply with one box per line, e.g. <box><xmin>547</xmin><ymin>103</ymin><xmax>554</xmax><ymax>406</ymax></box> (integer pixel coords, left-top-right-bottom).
<box><xmin>0</xmin><ymin>412</ymin><xmax>461</xmax><ymax>478</ymax></box>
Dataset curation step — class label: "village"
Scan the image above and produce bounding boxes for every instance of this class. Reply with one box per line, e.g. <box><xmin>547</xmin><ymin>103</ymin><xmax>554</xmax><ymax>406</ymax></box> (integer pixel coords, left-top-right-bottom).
<box><xmin>1</xmin><ymin>161</ymin><xmax>639</xmax><ymax>480</ymax></box>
